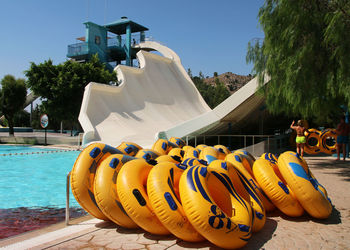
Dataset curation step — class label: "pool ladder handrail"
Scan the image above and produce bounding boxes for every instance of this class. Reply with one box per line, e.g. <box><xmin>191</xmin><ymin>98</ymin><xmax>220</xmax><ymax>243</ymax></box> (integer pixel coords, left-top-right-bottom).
<box><xmin>66</xmin><ymin>171</ymin><xmax>71</xmax><ymax>225</ymax></box>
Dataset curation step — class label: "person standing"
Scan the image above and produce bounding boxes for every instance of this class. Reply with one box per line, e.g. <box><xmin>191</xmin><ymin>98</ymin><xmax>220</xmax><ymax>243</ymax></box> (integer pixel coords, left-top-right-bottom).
<box><xmin>290</xmin><ymin>120</ymin><xmax>308</xmax><ymax>157</ymax></box>
<box><xmin>336</xmin><ymin>116</ymin><xmax>350</xmax><ymax>161</ymax></box>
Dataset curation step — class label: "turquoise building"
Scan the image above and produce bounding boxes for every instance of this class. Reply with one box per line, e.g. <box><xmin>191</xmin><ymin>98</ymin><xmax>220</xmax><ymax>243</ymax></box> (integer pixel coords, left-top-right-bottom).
<box><xmin>67</xmin><ymin>17</ymin><xmax>148</xmax><ymax>70</ymax></box>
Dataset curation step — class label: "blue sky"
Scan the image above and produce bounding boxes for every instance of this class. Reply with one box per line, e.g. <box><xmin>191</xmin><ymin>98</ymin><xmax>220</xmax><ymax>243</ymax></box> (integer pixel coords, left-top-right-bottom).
<box><xmin>0</xmin><ymin>0</ymin><xmax>265</xmax><ymax>81</ymax></box>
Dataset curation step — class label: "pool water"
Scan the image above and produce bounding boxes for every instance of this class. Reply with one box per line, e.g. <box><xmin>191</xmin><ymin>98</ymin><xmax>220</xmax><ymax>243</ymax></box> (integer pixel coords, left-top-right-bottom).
<box><xmin>0</xmin><ymin>145</ymin><xmax>56</xmax><ymax>155</ymax></box>
<box><xmin>0</xmin><ymin>145</ymin><xmax>87</xmax><ymax>239</ymax></box>
<box><xmin>0</xmin><ymin>147</ymin><xmax>80</xmax><ymax>208</ymax></box>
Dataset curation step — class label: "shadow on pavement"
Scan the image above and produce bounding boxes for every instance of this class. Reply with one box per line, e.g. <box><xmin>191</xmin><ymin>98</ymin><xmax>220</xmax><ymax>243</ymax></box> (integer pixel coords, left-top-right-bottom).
<box><xmin>311</xmin><ymin>206</ymin><xmax>342</xmax><ymax>225</ymax></box>
<box><xmin>306</xmin><ymin>157</ymin><xmax>350</xmax><ymax>182</ymax></box>
<box><xmin>241</xmin><ymin>218</ymin><xmax>278</xmax><ymax>250</ymax></box>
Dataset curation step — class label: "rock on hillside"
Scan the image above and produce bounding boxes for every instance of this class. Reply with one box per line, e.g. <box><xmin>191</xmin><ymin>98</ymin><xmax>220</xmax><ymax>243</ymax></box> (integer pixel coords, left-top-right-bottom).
<box><xmin>203</xmin><ymin>72</ymin><xmax>253</xmax><ymax>94</ymax></box>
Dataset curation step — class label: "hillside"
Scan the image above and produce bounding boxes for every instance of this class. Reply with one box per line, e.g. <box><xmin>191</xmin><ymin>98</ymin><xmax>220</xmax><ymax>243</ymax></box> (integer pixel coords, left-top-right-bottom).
<box><xmin>203</xmin><ymin>72</ymin><xmax>253</xmax><ymax>94</ymax></box>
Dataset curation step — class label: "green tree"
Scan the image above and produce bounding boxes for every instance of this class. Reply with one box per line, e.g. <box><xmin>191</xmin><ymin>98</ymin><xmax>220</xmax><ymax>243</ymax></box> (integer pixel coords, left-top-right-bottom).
<box><xmin>187</xmin><ymin>68</ymin><xmax>193</xmax><ymax>78</ymax></box>
<box><xmin>247</xmin><ymin>0</ymin><xmax>350</xmax><ymax>123</ymax></box>
<box><xmin>25</xmin><ymin>55</ymin><xmax>117</xmax><ymax>134</ymax></box>
<box><xmin>213</xmin><ymin>78</ymin><xmax>230</xmax><ymax>106</ymax></box>
<box><xmin>14</xmin><ymin>110</ymin><xmax>30</xmax><ymax>127</ymax></box>
<box><xmin>0</xmin><ymin>75</ymin><xmax>27</xmax><ymax>135</ymax></box>
<box><xmin>193</xmin><ymin>75</ymin><xmax>215</xmax><ymax>108</ymax></box>
<box><xmin>192</xmin><ymin>73</ymin><xmax>230</xmax><ymax>109</ymax></box>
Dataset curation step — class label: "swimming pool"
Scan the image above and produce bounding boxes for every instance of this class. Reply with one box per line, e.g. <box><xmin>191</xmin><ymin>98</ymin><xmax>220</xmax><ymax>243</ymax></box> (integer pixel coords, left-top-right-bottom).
<box><xmin>0</xmin><ymin>145</ymin><xmax>56</xmax><ymax>155</ymax></box>
<box><xmin>0</xmin><ymin>145</ymin><xmax>81</xmax><ymax>208</ymax></box>
<box><xmin>0</xmin><ymin>145</ymin><xmax>86</xmax><ymax>239</ymax></box>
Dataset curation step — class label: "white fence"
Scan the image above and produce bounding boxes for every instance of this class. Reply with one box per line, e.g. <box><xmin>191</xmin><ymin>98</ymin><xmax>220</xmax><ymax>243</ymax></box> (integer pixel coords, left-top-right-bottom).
<box><xmin>185</xmin><ymin>134</ymin><xmax>290</xmax><ymax>156</ymax></box>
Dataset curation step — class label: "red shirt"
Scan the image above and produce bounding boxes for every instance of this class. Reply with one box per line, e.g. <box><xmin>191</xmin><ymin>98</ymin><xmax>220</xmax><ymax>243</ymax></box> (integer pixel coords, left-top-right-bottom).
<box><xmin>337</xmin><ymin>122</ymin><xmax>350</xmax><ymax>136</ymax></box>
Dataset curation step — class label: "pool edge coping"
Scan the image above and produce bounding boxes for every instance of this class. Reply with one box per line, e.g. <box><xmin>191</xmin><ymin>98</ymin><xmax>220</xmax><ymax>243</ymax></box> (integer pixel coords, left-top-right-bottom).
<box><xmin>0</xmin><ymin>215</ymin><xmax>95</xmax><ymax>248</ymax></box>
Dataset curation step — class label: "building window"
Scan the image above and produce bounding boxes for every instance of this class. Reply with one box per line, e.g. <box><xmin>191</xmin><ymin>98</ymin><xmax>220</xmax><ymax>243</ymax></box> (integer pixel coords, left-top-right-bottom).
<box><xmin>95</xmin><ymin>36</ymin><xmax>100</xmax><ymax>45</ymax></box>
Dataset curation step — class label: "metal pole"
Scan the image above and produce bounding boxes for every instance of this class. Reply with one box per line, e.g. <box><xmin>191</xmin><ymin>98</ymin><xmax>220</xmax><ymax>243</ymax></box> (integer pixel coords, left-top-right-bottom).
<box><xmin>44</xmin><ymin>128</ymin><xmax>47</xmax><ymax>146</ymax></box>
<box><xmin>186</xmin><ymin>136</ymin><xmax>189</xmax><ymax>146</ymax></box>
<box><xmin>30</xmin><ymin>102</ymin><xmax>33</xmax><ymax>125</ymax></box>
<box><xmin>77</xmin><ymin>133</ymin><xmax>80</xmax><ymax>149</ymax></box>
<box><xmin>77</xmin><ymin>133</ymin><xmax>82</xmax><ymax>150</ymax></box>
<box><xmin>228</xmin><ymin>123</ymin><xmax>232</xmax><ymax>149</ymax></box>
<box><xmin>253</xmin><ymin>136</ymin><xmax>255</xmax><ymax>155</ymax></box>
<box><xmin>66</xmin><ymin>171</ymin><xmax>71</xmax><ymax>226</ymax></box>
<box><xmin>194</xmin><ymin>136</ymin><xmax>197</xmax><ymax>147</ymax></box>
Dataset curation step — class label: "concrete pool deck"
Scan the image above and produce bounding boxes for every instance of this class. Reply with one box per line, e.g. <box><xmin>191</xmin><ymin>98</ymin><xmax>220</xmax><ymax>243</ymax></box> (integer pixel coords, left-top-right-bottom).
<box><xmin>0</xmin><ymin>131</ymin><xmax>82</xmax><ymax>148</ymax></box>
<box><xmin>1</xmin><ymin>155</ymin><xmax>350</xmax><ymax>249</ymax></box>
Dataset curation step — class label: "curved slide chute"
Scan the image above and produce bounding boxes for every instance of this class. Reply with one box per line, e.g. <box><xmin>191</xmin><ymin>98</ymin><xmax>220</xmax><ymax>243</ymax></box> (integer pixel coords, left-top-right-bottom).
<box><xmin>79</xmin><ymin>41</ymin><xmax>269</xmax><ymax>148</ymax></box>
<box><xmin>79</xmin><ymin>41</ymin><xmax>210</xmax><ymax>147</ymax></box>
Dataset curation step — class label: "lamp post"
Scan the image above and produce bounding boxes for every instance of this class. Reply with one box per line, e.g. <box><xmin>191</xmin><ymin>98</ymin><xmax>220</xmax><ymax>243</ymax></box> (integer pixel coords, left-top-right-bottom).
<box><xmin>40</xmin><ymin>114</ymin><xmax>49</xmax><ymax>146</ymax></box>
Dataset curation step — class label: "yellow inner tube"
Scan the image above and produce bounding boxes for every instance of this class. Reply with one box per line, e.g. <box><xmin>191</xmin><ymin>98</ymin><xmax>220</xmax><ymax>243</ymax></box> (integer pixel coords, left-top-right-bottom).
<box><xmin>235</xmin><ymin>149</ymin><xmax>256</xmax><ymax>164</ymax></box>
<box><xmin>169</xmin><ymin>137</ymin><xmax>186</xmax><ymax>148</ymax></box>
<box><xmin>167</xmin><ymin>148</ymin><xmax>185</xmax><ymax>162</ymax></box>
<box><xmin>195</xmin><ymin>144</ymin><xmax>207</xmax><ymax>152</ymax></box>
<box><xmin>320</xmin><ymin>129</ymin><xmax>337</xmax><ymax>154</ymax></box>
<box><xmin>214</xmin><ymin>144</ymin><xmax>231</xmax><ymax>155</ymax></box>
<box><xmin>135</xmin><ymin>149</ymin><xmax>160</xmax><ymax>162</ymax></box>
<box><xmin>155</xmin><ymin>154</ymin><xmax>181</xmax><ymax>164</ymax></box>
<box><xmin>94</xmin><ymin>154</ymin><xmax>138</xmax><ymax>228</ymax></box>
<box><xmin>253</xmin><ymin>158</ymin><xmax>304</xmax><ymax>217</ymax></box>
<box><xmin>278</xmin><ymin>151</ymin><xmax>332</xmax><ymax>219</ymax></box>
<box><xmin>116</xmin><ymin>141</ymin><xmax>142</xmax><ymax>156</ymax></box>
<box><xmin>181</xmin><ymin>157</ymin><xmax>207</xmax><ymax>168</ymax></box>
<box><xmin>199</xmin><ymin>146</ymin><xmax>225</xmax><ymax>164</ymax></box>
<box><xmin>70</xmin><ymin>143</ymin><xmax>123</xmax><ymax>220</ymax></box>
<box><xmin>182</xmin><ymin>145</ymin><xmax>200</xmax><ymax>159</ymax></box>
<box><xmin>147</xmin><ymin>162</ymin><xmax>205</xmax><ymax>242</ymax></box>
<box><xmin>305</xmin><ymin>129</ymin><xmax>321</xmax><ymax>155</ymax></box>
<box><xmin>226</xmin><ymin>153</ymin><xmax>275</xmax><ymax>216</ymax></box>
<box><xmin>117</xmin><ymin>159</ymin><xmax>170</xmax><ymax>235</ymax></box>
<box><xmin>152</xmin><ymin>139</ymin><xmax>178</xmax><ymax>155</ymax></box>
<box><xmin>231</xmin><ymin>151</ymin><xmax>255</xmax><ymax>178</ymax></box>
<box><xmin>179</xmin><ymin>162</ymin><xmax>252</xmax><ymax>249</ymax></box>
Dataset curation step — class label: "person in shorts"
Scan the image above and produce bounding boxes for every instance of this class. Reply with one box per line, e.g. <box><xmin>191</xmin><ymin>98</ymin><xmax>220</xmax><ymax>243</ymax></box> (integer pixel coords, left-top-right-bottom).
<box><xmin>290</xmin><ymin>120</ymin><xmax>308</xmax><ymax>157</ymax></box>
<box><xmin>336</xmin><ymin>116</ymin><xmax>350</xmax><ymax>161</ymax></box>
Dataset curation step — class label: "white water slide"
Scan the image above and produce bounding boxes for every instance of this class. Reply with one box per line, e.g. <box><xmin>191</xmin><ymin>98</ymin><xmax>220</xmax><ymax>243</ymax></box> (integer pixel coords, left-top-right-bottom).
<box><xmin>79</xmin><ymin>41</ymin><xmax>269</xmax><ymax>147</ymax></box>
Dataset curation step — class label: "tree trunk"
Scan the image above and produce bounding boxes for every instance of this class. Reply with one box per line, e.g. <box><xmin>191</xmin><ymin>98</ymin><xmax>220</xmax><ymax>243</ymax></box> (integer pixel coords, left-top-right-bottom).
<box><xmin>7</xmin><ymin>117</ymin><xmax>14</xmax><ymax>136</ymax></box>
